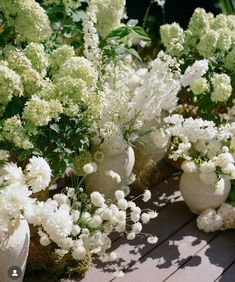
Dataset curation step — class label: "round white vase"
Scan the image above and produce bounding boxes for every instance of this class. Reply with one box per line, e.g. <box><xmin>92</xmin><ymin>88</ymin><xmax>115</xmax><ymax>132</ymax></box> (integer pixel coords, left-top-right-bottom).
<box><xmin>85</xmin><ymin>146</ymin><xmax>135</xmax><ymax>200</ymax></box>
<box><xmin>0</xmin><ymin>217</ymin><xmax>30</xmax><ymax>282</ymax></box>
<box><xmin>179</xmin><ymin>171</ymin><xmax>231</xmax><ymax>214</ymax></box>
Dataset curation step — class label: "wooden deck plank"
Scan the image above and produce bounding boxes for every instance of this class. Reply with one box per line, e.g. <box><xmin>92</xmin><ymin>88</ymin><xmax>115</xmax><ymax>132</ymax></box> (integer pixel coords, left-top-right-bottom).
<box><xmin>164</xmin><ymin>230</ymin><xmax>235</xmax><ymax>282</ymax></box>
<box><xmin>81</xmin><ymin>176</ymin><xmax>184</xmax><ymax>282</ymax></box>
<box><xmin>81</xmin><ymin>192</ymin><xmax>194</xmax><ymax>282</ymax></box>
<box><xmin>215</xmin><ymin>260</ymin><xmax>235</xmax><ymax>282</ymax></box>
<box><xmin>112</xmin><ymin>219</ymin><xmax>217</xmax><ymax>282</ymax></box>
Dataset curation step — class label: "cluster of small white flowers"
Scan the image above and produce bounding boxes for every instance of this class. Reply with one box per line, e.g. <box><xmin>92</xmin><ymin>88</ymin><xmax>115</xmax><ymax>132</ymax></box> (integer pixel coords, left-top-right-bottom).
<box><xmin>129</xmin><ymin>51</ymin><xmax>181</xmax><ymax>123</ymax></box>
<box><xmin>180</xmin><ymin>59</ymin><xmax>209</xmax><ymax>87</ymax></box>
<box><xmin>0</xmin><ymin>156</ymin><xmax>51</xmax><ymax>240</ymax></box>
<box><xmin>163</xmin><ymin>114</ymin><xmax>235</xmax><ymax>184</ymax></box>
<box><xmin>82</xmin><ymin>5</ymin><xmax>101</xmax><ymax>65</ymax></box>
<box><xmin>26</xmin><ymin>188</ymin><xmax>158</xmax><ymax>276</ymax></box>
<box><xmin>105</xmin><ymin>170</ymin><xmax>122</xmax><ymax>183</ymax></box>
<box><xmin>164</xmin><ymin>115</ymin><xmax>217</xmax><ymax>143</ymax></box>
<box><xmin>197</xmin><ymin>203</ymin><xmax>235</xmax><ymax>232</ymax></box>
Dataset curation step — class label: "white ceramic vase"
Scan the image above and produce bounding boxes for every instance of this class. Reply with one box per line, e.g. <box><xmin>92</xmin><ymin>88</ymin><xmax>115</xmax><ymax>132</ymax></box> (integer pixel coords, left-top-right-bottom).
<box><xmin>179</xmin><ymin>171</ymin><xmax>231</xmax><ymax>214</ymax></box>
<box><xmin>0</xmin><ymin>217</ymin><xmax>30</xmax><ymax>282</ymax></box>
<box><xmin>85</xmin><ymin>146</ymin><xmax>135</xmax><ymax>200</ymax></box>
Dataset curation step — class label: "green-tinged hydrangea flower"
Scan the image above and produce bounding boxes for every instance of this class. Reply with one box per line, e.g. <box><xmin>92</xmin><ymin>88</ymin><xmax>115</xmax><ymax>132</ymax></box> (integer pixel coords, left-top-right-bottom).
<box><xmin>160</xmin><ymin>23</ymin><xmax>184</xmax><ymax>48</ymax></box>
<box><xmin>91</xmin><ymin>0</ymin><xmax>125</xmax><ymax>38</ymax></box>
<box><xmin>63</xmin><ymin>100</ymin><xmax>79</xmax><ymax>117</ymax></box>
<box><xmin>190</xmin><ymin>77</ymin><xmax>209</xmax><ymax>95</ymax></box>
<box><xmin>0</xmin><ymin>63</ymin><xmax>23</xmax><ymax>106</ymax></box>
<box><xmin>2</xmin><ymin>115</ymin><xmax>33</xmax><ymax>149</ymax></box>
<box><xmin>223</xmin><ymin>47</ymin><xmax>235</xmax><ymax>71</ymax></box>
<box><xmin>54</xmin><ymin>76</ymin><xmax>87</xmax><ymax>103</ymax></box>
<box><xmin>217</xmin><ymin>29</ymin><xmax>232</xmax><ymax>52</ymax></box>
<box><xmin>49</xmin><ymin>45</ymin><xmax>75</xmax><ymax>74</ymax></box>
<box><xmin>210</xmin><ymin>14</ymin><xmax>228</xmax><ymax>30</ymax></box>
<box><xmin>43</xmin><ymin>0</ymin><xmax>81</xmax><ymax>9</ymax></box>
<box><xmin>197</xmin><ymin>30</ymin><xmax>218</xmax><ymax>58</ymax></box>
<box><xmin>211</xmin><ymin>73</ymin><xmax>232</xmax><ymax>102</ymax></box>
<box><xmin>160</xmin><ymin>23</ymin><xmax>184</xmax><ymax>56</ymax></box>
<box><xmin>73</xmin><ymin>150</ymin><xmax>93</xmax><ymax>176</ymax></box>
<box><xmin>0</xmin><ymin>0</ymin><xmax>52</xmax><ymax>42</ymax></box>
<box><xmin>49</xmin><ymin>99</ymin><xmax>63</xmax><ymax>120</ymax></box>
<box><xmin>227</xmin><ymin>15</ymin><xmax>235</xmax><ymax>30</ymax></box>
<box><xmin>54</xmin><ymin>57</ymin><xmax>98</xmax><ymax>88</ymax></box>
<box><xmin>188</xmin><ymin>8</ymin><xmax>210</xmax><ymax>37</ymax></box>
<box><xmin>23</xmin><ymin>96</ymin><xmax>52</xmax><ymax>126</ymax></box>
<box><xmin>6</xmin><ymin>50</ymin><xmax>45</xmax><ymax>96</ymax></box>
<box><xmin>24</xmin><ymin>43</ymin><xmax>48</xmax><ymax>76</ymax></box>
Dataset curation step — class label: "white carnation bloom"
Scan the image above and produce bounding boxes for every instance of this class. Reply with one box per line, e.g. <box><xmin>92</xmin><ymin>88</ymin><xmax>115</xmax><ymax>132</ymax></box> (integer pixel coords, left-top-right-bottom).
<box><xmin>42</xmin><ymin>207</ymin><xmax>73</xmax><ymax>244</ymax></box>
<box><xmin>0</xmin><ymin>163</ymin><xmax>25</xmax><ymax>186</ymax></box>
<box><xmin>0</xmin><ymin>183</ymin><xmax>32</xmax><ymax>219</ymax></box>
<box><xmin>25</xmin><ymin>156</ymin><xmax>51</xmax><ymax>193</ymax></box>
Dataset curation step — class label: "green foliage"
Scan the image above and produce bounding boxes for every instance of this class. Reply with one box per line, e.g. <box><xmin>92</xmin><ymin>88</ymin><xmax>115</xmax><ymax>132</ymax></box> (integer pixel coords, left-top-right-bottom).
<box><xmin>101</xmin><ymin>21</ymin><xmax>150</xmax><ymax>64</ymax></box>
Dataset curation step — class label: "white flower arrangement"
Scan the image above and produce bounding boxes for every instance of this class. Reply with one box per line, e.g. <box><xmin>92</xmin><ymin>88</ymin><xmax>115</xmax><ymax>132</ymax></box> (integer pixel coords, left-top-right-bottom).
<box><xmin>24</xmin><ymin>186</ymin><xmax>158</xmax><ymax>276</ymax></box>
<box><xmin>0</xmin><ymin>156</ymin><xmax>51</xmax><ymax>240</ymax></box>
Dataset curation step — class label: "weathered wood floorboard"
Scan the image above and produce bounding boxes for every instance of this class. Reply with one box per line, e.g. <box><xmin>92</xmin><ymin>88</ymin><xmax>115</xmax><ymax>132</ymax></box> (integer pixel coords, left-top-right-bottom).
<box><xmin>80</xmin><ymin>175</ymin><xmax>235</xmax><ymax>282</ymax></box>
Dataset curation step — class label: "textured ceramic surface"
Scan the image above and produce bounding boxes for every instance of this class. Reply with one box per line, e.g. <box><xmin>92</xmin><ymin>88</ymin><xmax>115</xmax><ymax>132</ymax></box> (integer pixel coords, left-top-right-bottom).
<box><xmin>0</xmin><ymin>217</ymin><xmax>30</xmax><ymax>282</ymax></box>
<box><xmin>180</xmin><ymin>171</ymin><xmax>231</xmax><ymax>214</ymax></box>
<box><xmin>86</xmin><ymin>146</ymin><xmax>135</xmax><ymax>199</ymax></box>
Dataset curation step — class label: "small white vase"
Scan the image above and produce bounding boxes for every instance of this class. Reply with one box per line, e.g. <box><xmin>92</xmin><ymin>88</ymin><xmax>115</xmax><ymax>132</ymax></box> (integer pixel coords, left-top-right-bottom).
<box><xmin>0</xmin><ymin>217</ymin><xmax>30</xmax><ymax>282</ymax></box>
<box><xmin>85</xmin><ymin>146</ymin><xmax>135</xmax><ymax>200</ymax></box>
<box><xmin>179</xmin><ymin>171</ymin><xmax>231</xmax><ymax>214</ymax></box>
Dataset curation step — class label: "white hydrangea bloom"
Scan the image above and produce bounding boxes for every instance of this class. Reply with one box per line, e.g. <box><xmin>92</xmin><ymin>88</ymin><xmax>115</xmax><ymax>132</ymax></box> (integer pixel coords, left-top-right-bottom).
<box><xmin>197</xmin><ymin>208</ymin><xmax>223</xmax><ymax>232</ymax></box>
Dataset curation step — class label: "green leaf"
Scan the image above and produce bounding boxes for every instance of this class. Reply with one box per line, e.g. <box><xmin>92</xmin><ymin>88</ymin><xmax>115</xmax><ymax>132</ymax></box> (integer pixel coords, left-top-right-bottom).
<box><xmin>127</xmin><ymin>48</ymin><xmax>142</xmax><ymax>61</ymax></box>
<box><xmin>132</xmin><ymin>26</ymin><xmax>150</xmax><ymax>41</ymax></box>
<box><xmin>49</xmin><ymin>123</ymin><xmax>60</xmax><ymax>133</ymax></box>
<box><xmin>107</xmin><ymin>27</ymin><xmax>129</xmax><ymax>40</ymax></box>
<box><xmin>127</xmin><ymin>19</ymin><xmax>138</xmax><ymax>27</ymax></box>
<box><xmin>18</xmin><ymin>150</ymin><xmax>28</xmax><ymax>161</ymax></box>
